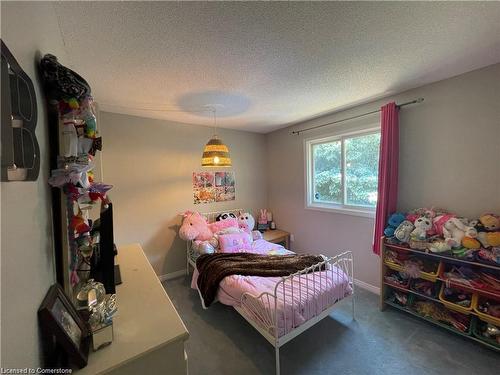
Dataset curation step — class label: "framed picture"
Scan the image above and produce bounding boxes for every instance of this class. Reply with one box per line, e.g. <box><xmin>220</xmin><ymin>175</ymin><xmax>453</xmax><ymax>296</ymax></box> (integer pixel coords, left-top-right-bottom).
<box><xmin>38</xmin><ymin>284</ymin><xmax>90</xmax><ymax>368</ymax></box>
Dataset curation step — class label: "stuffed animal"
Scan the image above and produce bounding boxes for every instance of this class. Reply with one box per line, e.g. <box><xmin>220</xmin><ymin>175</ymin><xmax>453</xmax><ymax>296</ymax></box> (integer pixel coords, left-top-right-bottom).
<box><xmin>179</xmin><ymin>211</ymin><xmax>241</xmax><ymax>242</ymax></box>
<box><xmin>478</xmin><ymin>232</ymin><xmax>500</xmax><ymax>248</ymax></box>
<box><xmin>406</xmin><ymin>207</ymin><xmax>446</xmax><ymax>224</ymax></box>
<box><xmin>462</xmin><ymin>236</ymin><xmax>481</xmax><ymax>250</ymax></box>
<box><xmin>429</xmin><ymin>240</ymin><xmax>451</xmax><ymax>253</ymax></box>
<box><xmin>411</xmin><ymin>216</ymin><xmax>433</xmax><ymax>240</ymax></box>
<box><xmin>439</xmin><ymin>216</ymin><xmax>477</xmax><ymax>248</ymax></box>
<box><xmin>192</xmin><ymin>238</ymin><xmax>217</xmax><ymax>254</ymax></box>
<box><xmin>179</xmin><ymin>211</ymin><xmax>213</xmax><ymax>241</ymax></box>
<box><xmin>474</xmin><ymin>214</ymin><xmax>500</xmax><ymax>248</ymax></box>
<box><xmin>237</xmin><ymin>211</ymin><xmax>255</xmax><ymax>232</ymax></box>
<box><xmin>210</xmin><ymin>218</ymin><xmax>239</xmax><ymax>233</ymax></box>
<box><xmin>394</xmin><ymin>220</ymin><xmax>415</xmax><ymax>243</ymax></box>
<box><xmin>460</xmin><ymin>217</ymin><xmax>481</xmax><ymax>249</ymax></box>
<box><xmin>237</xmin><ymin>211</ymin><xmax>264</xmax><ymax>241</ymax></box>
<box><xmin>216</xmin><ymin>212</ymin><xmax>237</xmax><ymax>221</ymax></box>
<box><xmin>258</xmin><ymin>209</ymin><xmax>268</xmax><ymax>225</ymax></box>
<box><xmin>384</xmin><ymin>213</ymin><xmax>406</xmax><ymax>238</ymax></box>
<box><xmin>479</xmin><ymin>214</ymin><xmax>500</xmax><ymax>232</ymax></box>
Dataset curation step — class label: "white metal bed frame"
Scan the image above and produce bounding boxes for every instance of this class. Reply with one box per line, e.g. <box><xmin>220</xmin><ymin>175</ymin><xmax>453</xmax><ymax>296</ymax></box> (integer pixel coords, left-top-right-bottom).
<box><xmin>185</xmin><ymin>209</ymin><xmax>355</xmax><ymax>375</ymax></box>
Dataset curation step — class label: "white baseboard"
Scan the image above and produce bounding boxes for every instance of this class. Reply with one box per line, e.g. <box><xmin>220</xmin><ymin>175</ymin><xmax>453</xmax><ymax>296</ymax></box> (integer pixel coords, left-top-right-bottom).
<box><xmin>159</xmin><ymin>269</ymin><xmax>187</xmax><ymax>282</ymax></box>
<box><xmin>354</xmin><ymin>278</ymin><xmax>380</xmax><ymax>295</ymax></box>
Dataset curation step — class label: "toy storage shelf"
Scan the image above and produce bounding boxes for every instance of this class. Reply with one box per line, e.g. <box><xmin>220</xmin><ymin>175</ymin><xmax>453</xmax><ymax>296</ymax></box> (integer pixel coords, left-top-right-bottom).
<box><xmin>384</xmin><ymin>242</ymin><xmax>500</xmax><ymax>299</ymax></box>
<box><xmin>383</xmin><ymin>281</ymin><xmax>487</xmax><ymax>320</ymax></box>
<box><xmin>384</xmin><ymin>242</ymin><xmax>500</xmax><ymax>272</ymax></box>
<box><xmin>380</xmin><ymin>236</ymin><xmax>500</xmax><ymax>353</ymax></box>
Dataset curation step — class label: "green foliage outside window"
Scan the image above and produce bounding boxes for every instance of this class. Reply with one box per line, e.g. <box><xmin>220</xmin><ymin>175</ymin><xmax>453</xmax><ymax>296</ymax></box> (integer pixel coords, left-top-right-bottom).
<box><xmin>312</xmin><ymin>133</ymin><xmax>380</xmax><ymax>207</ymax></box>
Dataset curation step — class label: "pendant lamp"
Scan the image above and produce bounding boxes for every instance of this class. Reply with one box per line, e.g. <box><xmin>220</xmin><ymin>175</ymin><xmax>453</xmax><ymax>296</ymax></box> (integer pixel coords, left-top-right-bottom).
<box><xmin>201</xmin><ymin>108</ymin><xmax>232</xmax><ymax>167</ymax></box>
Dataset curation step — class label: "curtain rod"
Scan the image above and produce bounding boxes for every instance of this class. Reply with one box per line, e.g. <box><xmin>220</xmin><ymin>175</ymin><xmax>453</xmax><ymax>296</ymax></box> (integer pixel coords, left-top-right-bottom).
<box><xmin>291</xmin><ymin>97</ymin><xmax>424</xmax><ymax>135</ymax></box>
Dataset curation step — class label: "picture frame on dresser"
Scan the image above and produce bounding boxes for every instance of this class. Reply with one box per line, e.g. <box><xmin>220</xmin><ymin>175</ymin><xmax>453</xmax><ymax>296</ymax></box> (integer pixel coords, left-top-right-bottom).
<box><xmin>38</xmin><ymin>284</ymin><xmax>91</xmax><ymax>369</ymax></box>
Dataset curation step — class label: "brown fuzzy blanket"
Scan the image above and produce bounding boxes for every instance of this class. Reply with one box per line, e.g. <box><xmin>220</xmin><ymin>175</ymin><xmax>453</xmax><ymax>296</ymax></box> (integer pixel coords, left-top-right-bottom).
<box><xmin>196</xmin><ymin>252</ymin><xmax>325</xmax><ymax>307</ymax></box>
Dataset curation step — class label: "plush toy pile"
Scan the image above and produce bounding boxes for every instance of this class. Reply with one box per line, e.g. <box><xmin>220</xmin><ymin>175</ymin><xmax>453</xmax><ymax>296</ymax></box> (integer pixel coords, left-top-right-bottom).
<box><xmin>179</xmin><ymin>210</ymin><xmax>263</xmax><ymax>255</ymax></box>
<box><xmin>384</xmin><ymin>208</ymin><xmax>500</xmax><ymax>266</ymax></box>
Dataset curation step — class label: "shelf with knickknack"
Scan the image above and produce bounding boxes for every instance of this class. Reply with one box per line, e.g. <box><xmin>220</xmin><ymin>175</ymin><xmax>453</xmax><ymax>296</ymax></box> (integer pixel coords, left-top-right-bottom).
<box><xmin>39</xmin><ymin>54</ymin><xmax>119</xmax><ymax>369</ymax></box>
<box><xmin>379</xmin><ymin>210</ymin><xmax>500</xmax><ymax>352</ymax></box>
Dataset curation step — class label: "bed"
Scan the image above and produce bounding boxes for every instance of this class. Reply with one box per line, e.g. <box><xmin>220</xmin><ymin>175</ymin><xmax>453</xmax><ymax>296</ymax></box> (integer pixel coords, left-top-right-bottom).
<box><xmin>185</xmin><ymin>209</ymin><xmax>354</xmax><ymax>374</ymax></box>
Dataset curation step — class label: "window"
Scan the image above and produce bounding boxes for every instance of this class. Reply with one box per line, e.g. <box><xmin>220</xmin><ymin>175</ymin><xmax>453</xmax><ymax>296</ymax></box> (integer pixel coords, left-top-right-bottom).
<box><xmin>305</xmin><ymin>129</ymin><xmax>380</xmax><ymax>217</ymax></box>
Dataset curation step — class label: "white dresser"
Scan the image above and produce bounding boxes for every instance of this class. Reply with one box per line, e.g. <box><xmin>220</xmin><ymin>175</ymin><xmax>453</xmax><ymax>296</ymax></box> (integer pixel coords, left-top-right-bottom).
<box><xmin>75</xmin><ymin>243</ymin><xmax>189</xmax><ymax>374</ymax></box>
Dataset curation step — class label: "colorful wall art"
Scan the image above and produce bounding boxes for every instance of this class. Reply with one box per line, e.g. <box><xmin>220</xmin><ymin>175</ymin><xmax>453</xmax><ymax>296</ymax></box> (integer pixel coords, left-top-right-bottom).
<box><xmin>193</xmin><ymin>171</ymin><xmax>235</xmax><ymax>204</ymax></box>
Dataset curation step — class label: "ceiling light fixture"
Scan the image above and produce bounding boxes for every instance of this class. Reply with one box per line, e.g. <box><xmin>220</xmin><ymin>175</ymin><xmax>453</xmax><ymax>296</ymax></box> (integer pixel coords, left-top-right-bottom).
<box><xmin>201</xmin><ymin>108</ymin><xmax>232</xmax><ymax>167</ymax></box>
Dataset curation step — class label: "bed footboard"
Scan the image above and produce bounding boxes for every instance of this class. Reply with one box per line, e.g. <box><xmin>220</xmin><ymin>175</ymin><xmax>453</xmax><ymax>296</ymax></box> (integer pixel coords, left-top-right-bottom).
<box><xmin>237</xmin><ymin>251</ymin><xmax>354</xmax><ymax>345</ymax></box>
<box><xmin>236</xmin><ymin>251</ymin><xmax>354</xmax><ymax>374</ymax></box>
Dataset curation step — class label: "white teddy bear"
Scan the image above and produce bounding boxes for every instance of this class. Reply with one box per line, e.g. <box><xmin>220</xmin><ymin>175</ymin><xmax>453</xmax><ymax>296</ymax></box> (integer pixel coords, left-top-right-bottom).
<box><xmin>238</xmin><ymin>211</ymin><xmax>263</xmax><ymax>241</ymax></box>
<box><xmin>442</xmin><ymin>217</ymin><xmax>477</xmax><ymax>248</ymax></box>
<box><xmin>411</xmin><ymin>216</ymin><xmax>433</xmax><ymax>240</ymax></box>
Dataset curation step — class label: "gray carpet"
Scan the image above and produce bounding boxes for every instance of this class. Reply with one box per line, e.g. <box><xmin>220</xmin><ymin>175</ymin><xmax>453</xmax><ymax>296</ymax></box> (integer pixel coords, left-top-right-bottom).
<box><xmin>163</xmin><ymin>276</ymin><xmax>499</xmax><ymax>375</ymax></box>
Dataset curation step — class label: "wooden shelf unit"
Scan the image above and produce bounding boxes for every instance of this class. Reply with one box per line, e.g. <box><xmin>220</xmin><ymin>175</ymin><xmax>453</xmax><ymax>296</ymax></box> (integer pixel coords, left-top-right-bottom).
<box><xmin>379</xmin><ymin>236</ymin><xmax>500</xmax><ymax>352</ymax></box>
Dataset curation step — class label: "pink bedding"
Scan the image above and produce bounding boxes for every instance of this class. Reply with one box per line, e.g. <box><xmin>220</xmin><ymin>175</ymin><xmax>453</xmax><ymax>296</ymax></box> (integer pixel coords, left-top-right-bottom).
<box><xmin>191</xmin><ymin>239</ymin><xmax>352</xmax><ymax>337</ymax></box>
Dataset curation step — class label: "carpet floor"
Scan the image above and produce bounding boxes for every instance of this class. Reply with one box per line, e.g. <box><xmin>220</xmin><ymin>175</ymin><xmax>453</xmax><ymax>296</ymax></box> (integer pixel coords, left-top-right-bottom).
<box><xmin>163</xmin><ymin>276</ymin><xmax>499</xmax><ymax>375</ymax></box>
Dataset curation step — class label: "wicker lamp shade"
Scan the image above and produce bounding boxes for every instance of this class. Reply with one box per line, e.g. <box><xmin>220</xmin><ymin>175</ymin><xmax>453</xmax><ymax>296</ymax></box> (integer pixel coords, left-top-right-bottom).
<box><xmin>201</xmin><ymin>136</ymin><xmax>232</xmax><ymax>167</ymax></box>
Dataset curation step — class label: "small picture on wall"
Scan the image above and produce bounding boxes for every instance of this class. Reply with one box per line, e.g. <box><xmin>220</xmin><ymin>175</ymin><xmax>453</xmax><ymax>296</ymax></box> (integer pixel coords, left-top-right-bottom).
<box><xmin>215</xmin><ymin>186</ymin><xmax>226</xmax><ymax>201</ymax></box>
<box><xmin>193</xmin><ymin>172</ymin><xmax>216</xmax><ymax>204</ymax></box>
<box><xmin>215</xmin><ymin>172</ymin><xmax>225</xmax><ymax>187</ymax></box>
<box><xmin>193</xmin><ymin>172</ymin><xmax>214</xmax><ymax>188</ymax></box>
<box><xmin>193</xmin><ymin>171</ymin><xmax>235</xmax><ymax>204</ymax></box>
<box><xmin>222</xmin><ymin>186</ymin><xmax>236</xmax><ymax>201</ymax></box>
<box><xmin>224</xmin><ymin>171</ymin><xmax>235</xmax><ymax>187</ymax></box>
<box><xmin>194</xmin><ymin>187</ymin><xmax>215</xmax><ymax>204</ymax></box>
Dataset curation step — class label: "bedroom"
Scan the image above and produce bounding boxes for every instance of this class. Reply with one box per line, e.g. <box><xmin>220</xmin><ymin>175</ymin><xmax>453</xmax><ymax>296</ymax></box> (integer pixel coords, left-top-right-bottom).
<box><xmin>1</xmin><ymin>1</ymin><xmax>500</xmax><ymax>374</ymax></box>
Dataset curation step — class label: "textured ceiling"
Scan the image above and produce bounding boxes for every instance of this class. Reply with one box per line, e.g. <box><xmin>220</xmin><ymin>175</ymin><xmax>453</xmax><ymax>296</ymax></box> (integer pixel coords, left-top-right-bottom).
<box><xmin>54</xmin><ymin>1</ymin><xmax>500</xmax><ymax>133</ymax></box>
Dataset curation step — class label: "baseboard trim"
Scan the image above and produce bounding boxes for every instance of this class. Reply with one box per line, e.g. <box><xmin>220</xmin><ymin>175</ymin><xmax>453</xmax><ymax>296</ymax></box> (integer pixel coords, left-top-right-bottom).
<box><xmin>354</xmin><ymin>278</ymin><xmax>380</xmax><ymax>295</ymax></box>
<box><xmin>159</xmin><ymin>269</ymin><xmax>187</xmax><ymax>282</ymax></box>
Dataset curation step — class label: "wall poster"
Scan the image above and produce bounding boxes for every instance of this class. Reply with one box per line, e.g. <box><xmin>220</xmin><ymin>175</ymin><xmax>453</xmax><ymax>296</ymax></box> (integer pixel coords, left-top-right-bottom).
<box><xmin>193</xmin><ymin>171</ymin><xmax>235</xmax><ymax>204</ymax></box>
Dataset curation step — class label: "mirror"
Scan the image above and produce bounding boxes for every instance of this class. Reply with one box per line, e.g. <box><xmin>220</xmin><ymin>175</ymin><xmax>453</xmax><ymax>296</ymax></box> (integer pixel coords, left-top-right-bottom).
<box><xmin>1</xmin><ymin>39</ymin><xmax>40</xmax><ymax>181</ymax></box>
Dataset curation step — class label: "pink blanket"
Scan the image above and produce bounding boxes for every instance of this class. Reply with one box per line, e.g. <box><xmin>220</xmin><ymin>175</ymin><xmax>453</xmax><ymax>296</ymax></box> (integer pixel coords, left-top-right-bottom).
<box><xmin>191</xmin><ymin>239</ymin><xmax>352</xmax><ymax>337</ymax></box>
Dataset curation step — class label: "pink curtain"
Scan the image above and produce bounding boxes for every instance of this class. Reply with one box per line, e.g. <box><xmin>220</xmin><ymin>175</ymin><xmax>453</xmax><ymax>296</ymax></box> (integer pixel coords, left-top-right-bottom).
<box><xmin>373</xmin><ymin>102</ymin><xmax>399</xmax><ymax>255</ymax></box>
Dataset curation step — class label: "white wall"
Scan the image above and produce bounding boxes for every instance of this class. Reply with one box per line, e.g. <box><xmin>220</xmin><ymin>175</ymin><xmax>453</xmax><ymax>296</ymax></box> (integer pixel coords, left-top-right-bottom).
<box><xmin>99</xmin><ymin>112</ymin><xmax>268</xmax><ymax>276</ymax></box>
<box><xmin>267</xmin><ymin>63</ymin><xmax>500</xmax><ymax>288</ymax></box>
<box><xmin>1</xmin><ymin>2</ymin><xmax>68</xmax><ymax>368</ymax></box>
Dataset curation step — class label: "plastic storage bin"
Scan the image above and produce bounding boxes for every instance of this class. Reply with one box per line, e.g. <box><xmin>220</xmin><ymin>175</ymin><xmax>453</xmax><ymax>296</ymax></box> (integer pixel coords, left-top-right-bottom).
<box><xmin>473</xmin><ymin>294</ymin><xmax>500</xmax><ymax>326</ymax></box>
<box><xmin>417</xmin><ymin>258</ymin><xmax>443</xmax><ymax>282</ymax></box>
<box><xmin>385</xmin><ymin>288</ymin><xmax>410</xmax><ymax>308</ymax></box>
<box><xmin>408</xmin><ymin>295</ymin><xmax>472</xmax><ymax>335</ymax></box>
<box><xmin>472</xmin><ymin>317</ymin><xmax>500</xmax><ymax>349</ymax></box>
<box><xmin>410</xmin><ymin>278</ymin><xmax>440</xmax><ymax>299</ymax></box>
<box><xmin>438</xmin><ymin>284</ymin><xmax>477</xmax><ymax>314</ymax></box>
<box><xmin>384</xmin><ymin>252</ymin><xmax>442</xmax><ymax>282</ymax></box>
<box><xmin>384</xmin><ymin>269</ymin><xmax>410</xmax><ymax>290</ymax></box>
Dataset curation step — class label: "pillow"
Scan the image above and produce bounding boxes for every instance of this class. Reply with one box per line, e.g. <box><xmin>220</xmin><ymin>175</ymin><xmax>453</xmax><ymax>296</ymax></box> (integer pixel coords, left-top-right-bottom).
<box><xmin>218</xmin><ymin>233</ymin><xmax>253</xmax><ymax>253</ymax></box>
<box><xmin>209</xmin><ymin>218</ymin><xmax>239</xmax><ymax>233</ymax></box>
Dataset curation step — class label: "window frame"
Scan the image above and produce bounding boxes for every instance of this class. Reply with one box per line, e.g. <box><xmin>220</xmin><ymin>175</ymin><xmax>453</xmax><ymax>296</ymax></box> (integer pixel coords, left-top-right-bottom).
<box><xmin>304</xmin><ymin>126</ymin><xmax>380</xmax><ymax>218</ymax></box>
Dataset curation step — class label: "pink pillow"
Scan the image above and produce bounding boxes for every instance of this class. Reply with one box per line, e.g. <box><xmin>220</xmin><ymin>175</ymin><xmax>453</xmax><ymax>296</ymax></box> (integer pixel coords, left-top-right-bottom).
<box><xmin>218</xmin><ymin>233</ymin><xmax>253</xmax><ymax>253</ymax></box>
<box><xmin>209</xmin><ymin>218</ymin><xmax>239</xmax><ymax>233</ymax></box>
